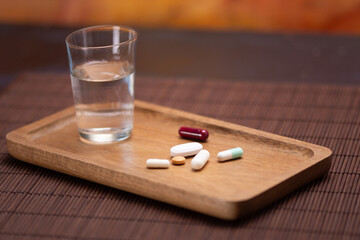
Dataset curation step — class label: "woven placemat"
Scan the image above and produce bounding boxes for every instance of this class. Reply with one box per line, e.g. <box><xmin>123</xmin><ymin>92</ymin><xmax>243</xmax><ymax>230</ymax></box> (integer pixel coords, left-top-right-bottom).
<box><xmin>0</xmin><ymin>73</ymin><xmax>359</xmax><ymax>240</ymax></box>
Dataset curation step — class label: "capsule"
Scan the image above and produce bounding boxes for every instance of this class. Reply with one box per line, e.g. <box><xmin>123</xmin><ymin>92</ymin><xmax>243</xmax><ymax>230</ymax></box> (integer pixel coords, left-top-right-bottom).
<box><xmin>217</xmin><ymin>147</ymin><xmax>243</xmax><ymax>162</ymax></box>
<box><xmin>146</xmin><ymin>159</ymin><xmax>170</xmax><ymax>169</ymax></box>
<box><xmin>178</xmin><ymin>126</ymin><xmax>209</xmax><ymax>141</ymax></box>
<box><xmin>191</xmin><ymin>150</ymin><xmax>210</xmax><ymax>170</ymax></box>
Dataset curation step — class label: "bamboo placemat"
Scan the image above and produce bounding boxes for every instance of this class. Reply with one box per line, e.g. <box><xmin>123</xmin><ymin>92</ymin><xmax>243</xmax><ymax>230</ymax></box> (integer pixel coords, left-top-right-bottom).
<box><xmin>0</xmin><ymin>73</ymin><xmax>359</xmax><ymax>239</ymax></box>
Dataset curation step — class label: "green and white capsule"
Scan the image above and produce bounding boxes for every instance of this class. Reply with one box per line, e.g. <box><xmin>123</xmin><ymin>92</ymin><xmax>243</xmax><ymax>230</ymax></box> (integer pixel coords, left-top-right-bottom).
<box><xmin>217</xmin><ymin>147</ymin><xmax>243</xmax><ymax>162</ymax></box>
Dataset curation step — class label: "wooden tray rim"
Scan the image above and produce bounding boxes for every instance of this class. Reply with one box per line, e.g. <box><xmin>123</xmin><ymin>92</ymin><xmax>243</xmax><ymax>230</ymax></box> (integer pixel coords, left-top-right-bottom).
<box><xmin>6</xmin><ymin>100</ymin><xmax>332</xmax><ymax>219</ymax></box>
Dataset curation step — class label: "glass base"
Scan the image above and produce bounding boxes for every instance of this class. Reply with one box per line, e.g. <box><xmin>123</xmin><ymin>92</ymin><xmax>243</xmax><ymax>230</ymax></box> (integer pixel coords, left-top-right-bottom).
<box><xmin>79</xmin><ymin>127</ymin><xmax>132</xmax><ymax>144</ymax></box>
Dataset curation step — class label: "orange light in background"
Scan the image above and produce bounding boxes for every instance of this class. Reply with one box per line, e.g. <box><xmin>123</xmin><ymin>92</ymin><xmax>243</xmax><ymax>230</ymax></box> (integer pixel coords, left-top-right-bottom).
<box><xmin>1</xmin><ymin>0</ymin><xmax>360</xmax><ymax>34</ymax></box>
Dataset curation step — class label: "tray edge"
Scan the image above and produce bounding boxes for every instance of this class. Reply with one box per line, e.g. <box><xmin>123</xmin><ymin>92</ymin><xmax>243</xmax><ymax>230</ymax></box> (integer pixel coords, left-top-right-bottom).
<box><xmin>5</xmin><ymin>100</ymin><xmax>333</xmax><ymax>220</ymax></box>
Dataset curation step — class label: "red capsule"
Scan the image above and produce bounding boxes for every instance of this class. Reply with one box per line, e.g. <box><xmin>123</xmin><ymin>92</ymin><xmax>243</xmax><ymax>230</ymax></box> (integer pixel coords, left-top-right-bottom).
<box><xmin>178</xmin><ymin>126</ymin><xmax>209</xmax><ymax>141</ymax></box>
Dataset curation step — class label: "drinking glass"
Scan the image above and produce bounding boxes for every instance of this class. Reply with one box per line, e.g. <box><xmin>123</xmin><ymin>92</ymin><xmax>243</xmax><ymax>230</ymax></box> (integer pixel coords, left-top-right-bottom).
<box><xmin>65</xmin><ymin>25</ymin><xmax>137</xmax><ymax>144</ymax></box>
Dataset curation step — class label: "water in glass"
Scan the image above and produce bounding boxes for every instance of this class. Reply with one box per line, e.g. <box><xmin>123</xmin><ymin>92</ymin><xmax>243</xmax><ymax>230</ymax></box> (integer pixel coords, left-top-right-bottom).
<box><xmin>70</xmin><ymin>60</ymin><xmax>134</xmax><ymax>143</ymax></box>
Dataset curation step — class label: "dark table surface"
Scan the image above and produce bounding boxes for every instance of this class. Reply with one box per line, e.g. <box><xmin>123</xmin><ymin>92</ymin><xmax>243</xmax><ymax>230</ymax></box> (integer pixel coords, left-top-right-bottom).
<box><xmin>1</xmin><ymin>24</ymin><xmax>360</xmax><ymax>87</ymax></box>
<box><xmin>0</xmin><ymin>24</ymin><xmax>359</xmax><ymax>240</ymax></box>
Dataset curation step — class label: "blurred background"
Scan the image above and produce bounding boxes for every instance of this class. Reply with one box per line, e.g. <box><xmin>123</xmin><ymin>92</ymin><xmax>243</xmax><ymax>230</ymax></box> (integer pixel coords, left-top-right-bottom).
<box><xmin>2</xmin><ymin>0</ymin><xmax>360</xmax><ymax>33</ymax></box>
<box><xmin>0</xmin><ymin>0</ymin><xmax>360</xmax><ymax>85</ymax></box>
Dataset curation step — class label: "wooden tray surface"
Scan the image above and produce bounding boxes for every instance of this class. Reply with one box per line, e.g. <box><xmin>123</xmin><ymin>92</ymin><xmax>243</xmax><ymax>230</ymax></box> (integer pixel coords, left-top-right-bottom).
<box><xmin>6</xmin><ymin>100</ymin><xmax>332</xmax><ymax>220</ymax></box>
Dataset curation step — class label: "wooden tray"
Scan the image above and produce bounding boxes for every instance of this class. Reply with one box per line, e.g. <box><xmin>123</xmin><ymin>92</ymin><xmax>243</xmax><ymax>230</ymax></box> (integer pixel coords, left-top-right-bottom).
<box><xmin>6</xmin><ymin>100</ymin><xmax>332</xmax><ymax>220</ymax></box>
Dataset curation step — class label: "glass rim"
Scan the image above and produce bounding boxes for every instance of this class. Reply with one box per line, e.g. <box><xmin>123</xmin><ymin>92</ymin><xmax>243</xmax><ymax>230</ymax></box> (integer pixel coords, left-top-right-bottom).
<box><xmin>65</xmin><ymin>25</ymin><xmax>137</xmax><ymax>50</ymax></box>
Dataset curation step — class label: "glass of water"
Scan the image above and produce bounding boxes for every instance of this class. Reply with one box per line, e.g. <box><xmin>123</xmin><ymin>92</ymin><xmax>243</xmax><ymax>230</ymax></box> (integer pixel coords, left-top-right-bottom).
<box><xmin>65</xmin><ymin>26</ymin><xmax>137</xmax><ymax>144</ymax></box>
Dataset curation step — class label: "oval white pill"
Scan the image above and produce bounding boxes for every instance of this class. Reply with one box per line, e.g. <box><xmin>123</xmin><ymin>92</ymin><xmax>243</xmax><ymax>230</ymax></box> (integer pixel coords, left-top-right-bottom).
<box><xmin>217</xmin><ymin>147</ymin><xmax>243</xmax><ymax>162</ymax></box>
<box><xmin>191</xmin><ymin>150</ymin><xmax>210</xmax><ymax>171</ymax></box>
<box><xmin>146</xmin><ymin>159</ymin><xmax>170</xmax><ymax>169</ymax></box>
<box><xmin>170</xmin><ymin>142</ymin><xmax>203</xmax><ymax>157</ymax></box>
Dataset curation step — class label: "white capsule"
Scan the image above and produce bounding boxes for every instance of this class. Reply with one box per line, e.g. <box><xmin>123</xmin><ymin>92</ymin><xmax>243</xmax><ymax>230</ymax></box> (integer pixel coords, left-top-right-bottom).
<box><xmin>217</xmin><ymin>147</ymin><xmax>243</xmax><ymax>162</ymax></box>
<box><xmin>146</xmin><ymin>159</ymin><xmax>170</xmax><ymax>169</ymax></box>
<box><xmin>170</xmin><ymin>142</ymin><xmax>203</xmax><ymax>157</ymax></box>
<box><xmin>191</xmin><ymin>150</ymin><xmax>210</xmax><ymax>171</ymax></box>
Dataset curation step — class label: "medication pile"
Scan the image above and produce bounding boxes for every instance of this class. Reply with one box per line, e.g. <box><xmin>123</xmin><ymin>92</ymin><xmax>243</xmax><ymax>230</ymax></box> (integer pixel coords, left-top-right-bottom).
<box><xmin>146</xmin><ymin>126</ymin><xmax>243</xmax><ymax>171</ymax></box>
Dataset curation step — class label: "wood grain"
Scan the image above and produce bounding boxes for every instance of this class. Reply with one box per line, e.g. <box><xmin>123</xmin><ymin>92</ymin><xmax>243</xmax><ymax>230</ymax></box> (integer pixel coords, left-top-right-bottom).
<box><xmin>6</xmin><ymin>100</ymin><xmax>332</xmax><ymax>220</ymax></box>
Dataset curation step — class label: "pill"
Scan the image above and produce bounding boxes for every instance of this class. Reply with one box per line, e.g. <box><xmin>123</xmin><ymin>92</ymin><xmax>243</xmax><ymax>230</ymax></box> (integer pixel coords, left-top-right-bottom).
<box><xmin>178</xmin><ymin>126</ymin><xmax>209</xmax><ymax>141</ymax></box>
<box><xmin>146</xmin><ymin>159</ymin><xmax>170</xmax><ymax>169</ymax></box>
<box><xmin>172</xmin><ymin>156</ymin><xmax>186</xmax><ymax>165</ymax></box>
<box><xmin>170</xmin><ymin>142</ymin><xmax>203</xmax><ymax>157</ymax></box>
<box><xmin>191</xmin><ymin>150</ymin><xmax>210</xmax><ymax>170</ymax></box>
<box><xmin>217</xmin><ymin>147</ymin><xmax>243</xmax><ymax>162</ymax></box>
